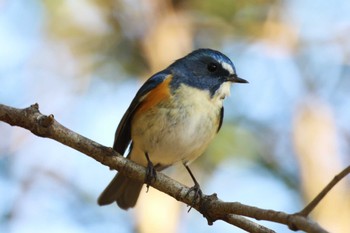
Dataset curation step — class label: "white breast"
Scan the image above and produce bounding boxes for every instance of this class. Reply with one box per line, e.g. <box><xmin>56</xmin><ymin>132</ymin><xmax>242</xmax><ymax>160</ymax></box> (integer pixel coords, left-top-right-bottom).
<box><xmin>129</xmin><ymin>83</ymin><xmax>231</xmax><ymax>168</ymax></box>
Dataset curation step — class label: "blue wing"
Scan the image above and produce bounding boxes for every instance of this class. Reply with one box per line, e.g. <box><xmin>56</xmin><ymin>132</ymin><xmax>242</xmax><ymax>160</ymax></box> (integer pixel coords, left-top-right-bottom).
<box><xmin>217</xmin><ymin>107</ymin><xmax>224</xmax><ymax>132</ymax></box>
<box><xmin>113</xmin><ymin>70</ymin><xmax>171</xmax><ymax>155</ymax></box>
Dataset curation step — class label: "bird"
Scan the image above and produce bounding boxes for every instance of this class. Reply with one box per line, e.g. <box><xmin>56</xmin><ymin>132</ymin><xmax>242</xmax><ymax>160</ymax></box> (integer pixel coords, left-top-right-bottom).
<box><xmin>98</xmin><ymin>48</ymin><xmax>248</xmax><ymax>210</ymax></box>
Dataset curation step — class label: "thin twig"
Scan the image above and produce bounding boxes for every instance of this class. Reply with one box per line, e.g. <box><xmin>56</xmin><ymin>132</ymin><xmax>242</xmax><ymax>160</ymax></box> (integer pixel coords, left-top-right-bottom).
<box><xmin>226</xmin><ymin>215</ymin><xmax>276</xmax><ymax>233</ymax></box>
<box><xmin>297</xmin><ymin>165</ymin><xmax>350</xmax><ymax>217</ymax></box>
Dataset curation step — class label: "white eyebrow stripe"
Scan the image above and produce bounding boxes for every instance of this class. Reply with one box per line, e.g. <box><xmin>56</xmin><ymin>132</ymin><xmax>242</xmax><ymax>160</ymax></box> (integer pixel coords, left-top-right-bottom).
<box><xmin>221</xmin><ymin>61</ymin><xmax>234</xmax><ymax>75</ymax></box>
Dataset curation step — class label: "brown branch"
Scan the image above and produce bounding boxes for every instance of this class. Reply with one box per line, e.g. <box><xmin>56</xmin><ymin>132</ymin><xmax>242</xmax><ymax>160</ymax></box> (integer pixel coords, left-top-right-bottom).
<box><xmin>297</xmin><ymin>165</ymin><xmax>350</xmax><ymax>217</ymax></box>
<box><xmin>0</xmin><ymin>103</ymin><xmax>343</xmax><ymax>233</ymax></box>
<box><xmin>225</xmin><ymin>214</ymin><xmax>276</xmax><ymax>233</ymax></box>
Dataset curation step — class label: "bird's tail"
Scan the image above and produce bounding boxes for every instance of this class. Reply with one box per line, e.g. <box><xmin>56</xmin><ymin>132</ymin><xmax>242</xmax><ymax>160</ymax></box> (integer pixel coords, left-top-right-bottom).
<box><xmin>98</xmin><ymin>173</ymin><xmax>143</xmax><ymax>210</ymax></box>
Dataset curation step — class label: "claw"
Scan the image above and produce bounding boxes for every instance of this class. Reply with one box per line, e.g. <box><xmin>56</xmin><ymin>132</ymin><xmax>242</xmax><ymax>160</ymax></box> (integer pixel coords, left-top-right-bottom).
<box><xmin>144</xmin><ymin>152</ymin><xmax>156</xmax><ymax>192</ymax></box>
<box><xmin>185</xmin><ymin>182</ymin><xmax>203</xmax><ymax>212</ymax></box>
<box><xmin>183</xmin><ymin>163</ymin><xmax>203</xmax><ymax>211</ymax></box>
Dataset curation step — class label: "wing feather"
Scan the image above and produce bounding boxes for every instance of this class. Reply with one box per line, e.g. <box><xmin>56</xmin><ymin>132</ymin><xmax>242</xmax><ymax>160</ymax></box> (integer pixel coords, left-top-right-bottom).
<box><xmin>113</xmin><ymin>71</ymin><xmax>172</xmax><ymax>154</ymax></box>
<box><xmin>217</xmin><ymin>107</ymin><xmax>224</xmax><ymax>133</ymax></box>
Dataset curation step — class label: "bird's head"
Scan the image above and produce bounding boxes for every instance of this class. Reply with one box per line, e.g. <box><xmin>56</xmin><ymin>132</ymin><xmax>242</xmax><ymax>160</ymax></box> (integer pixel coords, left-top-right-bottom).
<box><xmin>169</xmin><ymin>48</ymin><xmax>248</xmax><ymax>98</ymax></box>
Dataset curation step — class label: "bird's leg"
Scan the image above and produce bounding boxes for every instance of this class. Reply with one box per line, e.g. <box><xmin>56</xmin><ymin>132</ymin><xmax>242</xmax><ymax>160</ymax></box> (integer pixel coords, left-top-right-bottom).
<box><xmin>183</xmin><ymin>163</ymin><xmax>203</xmax><ymax>212</ymax></box>
<box><xmin>144</xmin><ymin>152</ymin><xmax>157</xmax><ymax>192</ymax></box>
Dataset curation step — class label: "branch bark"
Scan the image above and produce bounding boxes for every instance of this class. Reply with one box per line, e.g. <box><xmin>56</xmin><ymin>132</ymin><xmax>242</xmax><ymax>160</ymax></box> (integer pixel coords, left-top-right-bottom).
<box><xmin>1</xmin><ymin>103</ymin><xmax>345</xmax><ymax>233</ymax></box>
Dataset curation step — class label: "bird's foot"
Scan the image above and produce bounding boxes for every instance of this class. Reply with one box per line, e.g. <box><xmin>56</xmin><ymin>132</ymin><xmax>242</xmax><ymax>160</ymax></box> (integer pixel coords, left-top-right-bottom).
<box><xmin>185</xmin><ymin>182</ymin><xmax>203</xmax><ymax>212</ymax></box>
<box><xmin>144</xmin><ymin>152</ymin><xmax>156</xmax><ymax>192</ymax></box>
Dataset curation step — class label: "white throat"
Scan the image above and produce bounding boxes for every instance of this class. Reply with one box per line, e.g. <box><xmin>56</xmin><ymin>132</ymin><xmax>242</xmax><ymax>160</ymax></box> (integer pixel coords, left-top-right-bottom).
<box><xmin>213</xmin><ymin>82</ymin><xmax>231</xmax><ymax>105</ymax></box>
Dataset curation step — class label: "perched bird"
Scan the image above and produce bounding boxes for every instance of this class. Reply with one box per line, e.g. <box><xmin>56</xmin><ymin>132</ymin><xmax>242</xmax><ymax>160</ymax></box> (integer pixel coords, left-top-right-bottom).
<box><xmin>98</xmin><ymin>48</ymin><xmax>248</xmax><ymax>209</ymax></box>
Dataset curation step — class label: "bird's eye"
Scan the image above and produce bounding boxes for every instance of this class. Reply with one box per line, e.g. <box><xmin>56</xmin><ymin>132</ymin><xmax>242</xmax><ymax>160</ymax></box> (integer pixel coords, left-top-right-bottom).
<box><xmin>207</xmin><ymin>63</ymin><xmax>218</xmax><ymax>72</ymax></box>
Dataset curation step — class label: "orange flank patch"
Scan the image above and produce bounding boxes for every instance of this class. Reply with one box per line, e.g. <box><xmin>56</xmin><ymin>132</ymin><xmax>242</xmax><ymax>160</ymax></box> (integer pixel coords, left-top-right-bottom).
<box><xmin>135</xmin><ymin>75</ymin><xmax>172</xmax><ymax>117</ymax></box>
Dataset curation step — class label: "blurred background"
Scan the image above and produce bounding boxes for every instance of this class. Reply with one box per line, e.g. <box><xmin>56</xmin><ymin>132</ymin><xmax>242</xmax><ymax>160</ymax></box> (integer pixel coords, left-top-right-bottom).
<box><xmin>1</xmin><ymin>0</ymin><xmax>350</xmax><ymax>232</ymax></box>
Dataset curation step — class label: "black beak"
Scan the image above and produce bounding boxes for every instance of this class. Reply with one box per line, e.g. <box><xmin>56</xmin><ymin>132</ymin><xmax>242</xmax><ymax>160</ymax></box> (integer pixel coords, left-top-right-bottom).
<box><xmin>227</xmin><ymin>74</ymin><xmax>248</xmax><ymax>83</ymax></box>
